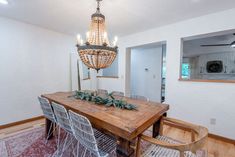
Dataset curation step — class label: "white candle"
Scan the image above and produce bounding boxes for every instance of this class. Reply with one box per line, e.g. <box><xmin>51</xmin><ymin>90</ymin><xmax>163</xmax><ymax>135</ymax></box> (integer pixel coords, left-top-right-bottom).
<box><xmin>114</xmin><ymin>36</ymin><xmax>118</xmax><ymax>42</ymax></box>
<box><xmin>86</xmin><ymin>32</ymin><xmax>90</xmax><ymax>40</ymax></box>
<box><xmin>80</xmin><ymin>39</ymin><xmax>84</xmax><ymax>45</ymax></box>
<box><xmin>76</xmin><ymin>34</ymin><xmax>81</xmax><ymax>45</ymax></box>
<box><xmin>103</xmin><ymin>32</ymin><xmax>107</xmax><ymax>39</ymax></box>
<box><xmin>113</xmin><ymin>36</ymin><xmax>118</xmax><ymax>46</ymax></box>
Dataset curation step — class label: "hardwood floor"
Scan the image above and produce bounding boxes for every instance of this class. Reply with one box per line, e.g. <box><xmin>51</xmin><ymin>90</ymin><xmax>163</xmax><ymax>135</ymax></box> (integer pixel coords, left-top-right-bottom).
<box><xmin>0</xmin><ymin>118</ymin><xmax>234</xmax><ymax>157</ymax></box>
<box><xmin>0</xmin><ymin>119</ymin><xmax>45</xmax><ymax>139</ymax></box>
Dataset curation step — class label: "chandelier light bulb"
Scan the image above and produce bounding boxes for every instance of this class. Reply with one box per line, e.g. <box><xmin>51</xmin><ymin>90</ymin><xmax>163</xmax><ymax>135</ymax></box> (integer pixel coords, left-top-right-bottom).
<box><xmin>103</xmin><ymin>32</ymin><xmax>107</xmax><ymax>38</ymax></box>
<box><xmin>114</xmin><ymin>36</ymin><xmax>118</xmax><ymax>42</ymax></box>
<box><xmin>76</xmin><ymin>34</ymin><xmax>81</xmax><ymax>45</ymax></box>
<box><xmin>113</xmin><ymin>41</ymin><xmax>117</xmax><ymax>46</ymax></box>
<box><xmin>112</xmin><ymin>36</ymin><xmax>118</xmax><ymax>46</ymax></box>
<box><xmin>86</xmin><ymin>32</ymin><xmax>90</xmax><ymax>40</ymax></box>
<box><xmin>103</xmin><ymin>32</ymin><xmax>107</xmax><ymax>43</ymax></box>
<box><xmin>80</xmin><ymin>39</ymin><xmax>84</xmax><ymax>45</ymax></box>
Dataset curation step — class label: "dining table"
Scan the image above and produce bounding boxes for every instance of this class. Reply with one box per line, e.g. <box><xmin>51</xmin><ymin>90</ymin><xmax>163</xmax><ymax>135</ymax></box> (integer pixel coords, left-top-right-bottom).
<box><xmin>42</xmin><ymin>91</ymin><xmax>169</xmax><ymax>157</ymax></box>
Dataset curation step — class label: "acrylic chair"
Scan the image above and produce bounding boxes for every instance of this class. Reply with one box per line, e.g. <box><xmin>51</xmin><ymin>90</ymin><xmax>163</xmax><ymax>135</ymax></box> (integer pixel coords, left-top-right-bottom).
<box><xmin>97</xmin><ymin>89</ymin><xmax>108</xmax><ymax>98</ymax></box>
<box><xmin>130</xmin><ymin>95</ymin><xmax>148</xmax><ymax>101</ymax></box>
<box><xmin>69</xmin><ymin>110</ymin><xmax>117</xmax><ymax>157</ymax></box>
<box><xmin>111</xmin><ymin>91</ymin><xmax>124</xmax><ymax>99</ymax></box>
<box><xmin>111</xmin><ymin>91</ymin><xmax>124</xmax><ymax>96</ymax></box>
<box><xmin>51</xmin><ymin>102</ymin><xmax>76</xmax><ymax>157</ymax></box>
<box><xmin>136</xmin><ymin>117</ymin><xmax>208</xmax><ymax>157</ymax></box>
<box><xmin>38</xmin><ymin>96</ymin><xmax>57</xmax><ymax>142</ymax></box>
<box><xmin>97</xmin><ymin>89</ymin><xmax>108</xmax><ymax>95</ymax></box>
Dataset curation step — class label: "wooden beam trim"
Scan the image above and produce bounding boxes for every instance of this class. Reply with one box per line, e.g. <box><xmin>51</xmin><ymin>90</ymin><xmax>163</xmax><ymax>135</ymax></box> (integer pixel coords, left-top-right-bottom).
<box><xmin>208</xmin><ymin>133</ymin><xmax>235</xmax><ymax>145</ymax></box>
<box><xmin>178</xmin><ymin>78</ymin><xmax>235</xmax><ymax>84</ymax></box>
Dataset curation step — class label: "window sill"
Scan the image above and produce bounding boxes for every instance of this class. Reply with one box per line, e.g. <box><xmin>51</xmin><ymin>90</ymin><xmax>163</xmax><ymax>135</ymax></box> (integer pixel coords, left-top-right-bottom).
<box><xmin>178</xmin><ymin>78</ymin><xmax>235</xmax><ymax>83</ymax></box>
<box><xmin>97</xmin><ymin>76</ymin><xmax>119</xmax><ymax>79</ymax></box>
<box><xmin>83</xmin><ymin>77</ymin><xmax>90</xmax><ymax>81</ymax></box>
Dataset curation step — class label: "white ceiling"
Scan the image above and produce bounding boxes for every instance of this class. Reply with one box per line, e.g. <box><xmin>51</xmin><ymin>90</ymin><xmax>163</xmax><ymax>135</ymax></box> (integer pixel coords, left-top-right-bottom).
<box><xmin>1</xmin><ymin>0</ymin><xmax>235</xmax><ymax>37</ymax></box>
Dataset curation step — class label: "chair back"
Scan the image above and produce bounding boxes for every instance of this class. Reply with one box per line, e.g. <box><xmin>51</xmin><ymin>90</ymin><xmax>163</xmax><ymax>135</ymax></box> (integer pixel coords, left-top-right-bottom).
<box><xmin>69</xmin><ymin>110</ymin><xmax>101</xmax><ymax>157</ymax></box>
<box><xmin>38</xmin><ymin>96</ymin><xmax>56</xmax><ymax>122</ymax></box>
<box><xmin>97</xmin><ymin>89</ymin><xmax>108</xmax><ymax>97</ymax></box>
<box><xmin>131</xmin><ymin>95</ymin><xmax>147</xmax><ymax>101</ymax></box>
<box><xmin>137</xmin><ymin>117</ymin><xmax>208</xmax><ymax>157</ymax></box>
<box><xmin>161</xmin><ymin>117</ymin><xmax>208</xmax><ymax>153</ymax></box>
<box><xmin>97</xmin><ymin>89</ymin><xmax>108</xmax><ymax>95</ymax></box>
<box><xmin>51</xmin><ymin>102</ymin><xmax>72</xmax><ymax>134</ymax></box>
<box><xmin>111</xmin><ymin>91</ymin><xmax>124</xmax><ymax>97</ymax></box>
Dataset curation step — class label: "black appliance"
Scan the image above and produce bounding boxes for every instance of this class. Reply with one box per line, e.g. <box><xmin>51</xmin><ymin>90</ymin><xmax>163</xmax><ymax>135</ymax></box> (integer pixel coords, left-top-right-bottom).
<box><xmin>206</xmin><ymin>61</ymin><xmax>223</xmax><ymax>73</ymax></box>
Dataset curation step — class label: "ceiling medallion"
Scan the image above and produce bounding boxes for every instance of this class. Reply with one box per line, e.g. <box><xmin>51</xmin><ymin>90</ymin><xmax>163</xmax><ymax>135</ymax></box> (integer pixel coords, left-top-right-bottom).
<box><xmin>76</xmin><ymin>0</ymin><xmax>118</xmax><ymax>72</ymax></box>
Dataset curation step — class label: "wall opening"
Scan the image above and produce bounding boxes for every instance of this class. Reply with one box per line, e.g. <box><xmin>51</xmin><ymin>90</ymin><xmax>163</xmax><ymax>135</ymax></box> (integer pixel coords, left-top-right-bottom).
<box><xmin>126</xmin><ymin>42</ymin><xmax>166</xmax><ymax>102</ymax></box>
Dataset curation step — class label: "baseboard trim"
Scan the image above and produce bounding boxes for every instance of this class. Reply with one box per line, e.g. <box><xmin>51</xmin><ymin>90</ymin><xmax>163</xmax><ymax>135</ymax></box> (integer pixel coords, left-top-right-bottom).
<box><xmin>209</xmin><ymin>133</ymin><xmax>235</xmax><ymax>145</ymax></box>
<box><xmin>0</xmin><ymin>116</ymin><xmax>44</xmax><ymax>130</ymax></box>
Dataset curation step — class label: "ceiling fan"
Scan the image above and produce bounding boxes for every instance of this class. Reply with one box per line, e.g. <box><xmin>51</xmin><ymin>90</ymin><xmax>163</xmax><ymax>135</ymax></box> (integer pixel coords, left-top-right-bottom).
<box><xmin>200</xmin><ymin>33</ymin><xmax>235</xmax><ymax>48</ymax></box>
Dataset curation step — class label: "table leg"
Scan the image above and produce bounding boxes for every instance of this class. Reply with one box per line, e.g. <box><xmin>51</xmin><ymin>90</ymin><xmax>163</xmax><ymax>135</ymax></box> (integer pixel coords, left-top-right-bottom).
<box><xmin>152</xmin><ymin>113</ymin><xmax>167</xmax><ymax>138</ymax></box>
<box><xmin>45</xmin><ymin>118</ymin><xmax>54</xmax><ymax>140</ymax></box>
<box><xmin>116</xmin><ymin>137</ymin><xmax>134</xmax><ymax>157</ymax></box>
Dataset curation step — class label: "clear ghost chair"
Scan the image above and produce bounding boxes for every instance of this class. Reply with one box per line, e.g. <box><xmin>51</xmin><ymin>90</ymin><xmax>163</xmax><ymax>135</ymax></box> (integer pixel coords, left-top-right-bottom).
<box><xmin>111</xmin><ymin>91</ymin><xmax>124</xmax><ymax>97</ymax></box>
<box><xmin>110</xmin><ymin>91</ymin><xmax>124</xmax><ymax>100</ymax></box>
<box><xmin>130</xmin><ymin>95</ymin><xmax>148</xmax><ymax>101</ymax></box>
<box><xmin>69</xmin><ymin>110</ymin><xmax>117</xmax><ymax>157</ymax></box>
<box><xmin>97</xmin><ymin>89</ymin><xmax>108</xmax><ymax>98</ymax></box>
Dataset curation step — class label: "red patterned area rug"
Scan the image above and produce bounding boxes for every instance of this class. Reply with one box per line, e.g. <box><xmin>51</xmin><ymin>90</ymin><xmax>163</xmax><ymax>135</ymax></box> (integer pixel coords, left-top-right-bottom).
<box><xmin>0</xmin><ymin>127</ymin><xmax>150</xmax><ymax>157</ymax></box>
<box><xmin>0</xmin><ymin>127</ymin><xmax>57</xmax><ymax>157</ymax></box>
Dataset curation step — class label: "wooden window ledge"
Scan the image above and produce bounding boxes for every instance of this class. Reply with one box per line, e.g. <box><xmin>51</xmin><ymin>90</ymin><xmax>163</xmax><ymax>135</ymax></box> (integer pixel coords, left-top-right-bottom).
<box><xmin>178</xmin><ymin>78</ymin><xmax>235</xmax><ymax>83</ymax></box>
<box><xmin>83</xmin><ymin>77</ymin><xmax>90</xmax><ymax>80</ymax></box>
<box><xmin>97</xmin><ymin>76</ymin><xmax>119</xmax><ymax>79</ymax></box>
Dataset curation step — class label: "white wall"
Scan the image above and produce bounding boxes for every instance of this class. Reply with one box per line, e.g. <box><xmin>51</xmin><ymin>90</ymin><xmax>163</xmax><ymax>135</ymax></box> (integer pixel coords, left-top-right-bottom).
<box><xmin>0</xmin><ymin>17</ymin><xmax>75</xmax><ymax>125</ymax></box>
<box><xmin>131</xmin><ymin>47</ymin><xmax>162</xmax><ymax>102</ymax></box>
<box><xmin>90</xmin><ymin>8</ymin><xmax>235</xmax><ymax>139</ymax></box>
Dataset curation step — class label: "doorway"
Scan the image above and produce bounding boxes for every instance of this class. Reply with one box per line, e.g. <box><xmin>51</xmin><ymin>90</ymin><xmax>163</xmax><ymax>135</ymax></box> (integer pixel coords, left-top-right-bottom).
<box><xmin>127</xmin><ymin>42</ymin><xmax>166</xmax><ymax>102</ymax></box>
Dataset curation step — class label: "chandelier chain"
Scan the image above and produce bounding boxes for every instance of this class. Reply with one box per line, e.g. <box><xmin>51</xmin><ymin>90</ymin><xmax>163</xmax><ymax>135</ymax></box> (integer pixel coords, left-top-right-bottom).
<box><xmin>96</xmin><ymin>0</ymin><xmax>101</xmax><ymax>13</ymax></box>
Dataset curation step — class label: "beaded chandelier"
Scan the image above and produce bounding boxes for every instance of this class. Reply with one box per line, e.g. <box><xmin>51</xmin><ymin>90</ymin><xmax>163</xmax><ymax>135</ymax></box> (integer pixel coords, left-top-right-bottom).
<box><xmin>76</xmin><ymin>0</ymin><xmax>118</xmax><ymax>72</ymax></box>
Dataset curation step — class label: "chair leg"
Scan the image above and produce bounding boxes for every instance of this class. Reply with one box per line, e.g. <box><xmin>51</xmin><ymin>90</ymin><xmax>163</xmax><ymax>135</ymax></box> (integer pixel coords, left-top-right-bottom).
<box><xmin>56</xmin><ymin>127</ymin><xmax>66</xmax><ymax>156</ymax></box>
<box><xmin>82</xmin><ymin>148</ymin><xmax>87</xmax><ymax>157</ymax></box>
<box><xmin>46</xmin><ymin>124</ymin><xmax>58</xmax><ymax>144</ymax></box>
<box><xmin>180</xmin><ymin>151</ymin><xmax>185</xmax><ymax>157</ymax></box>
<box><xmin>57</xmin><ymin>133</ymin><xmax>77</xmax><ymax>157</ymax></box>
<box><xmin>136</xmin><ymin>137</ymin><xmax>141</xmax><ymax>157</ymax></box>
<box><xmin>59</xmin><ymin>132</ymin><xmax>69</xmax><ymax>157</ymax></box>
<box><xmin>72</xmin><ymin>140</ymin><xmax>78</xmax><ymax>156</ymax></box>
<box><xmin>76</xmin><ymin>143</ymin><xmax>80</xmax><ymax>157</ymax></box>
<box><xmin>45</xmin><ymin>122</ymin><xmax>53</xmax><ymax>143</ymax></box>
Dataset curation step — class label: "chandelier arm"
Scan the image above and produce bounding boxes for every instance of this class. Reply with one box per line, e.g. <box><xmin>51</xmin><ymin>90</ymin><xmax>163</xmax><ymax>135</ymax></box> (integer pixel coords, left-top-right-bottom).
<box><xmin>77</xmin><ymin>45</ymin><xmax>118</xmax><ymax>53</ymax></box>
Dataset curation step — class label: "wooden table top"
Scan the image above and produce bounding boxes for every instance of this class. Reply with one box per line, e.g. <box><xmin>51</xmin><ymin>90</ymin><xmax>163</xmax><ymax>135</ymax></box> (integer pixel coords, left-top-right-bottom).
<box><xmin>42</xmin><ymin>92</ymin><xmax>169</xmax><ymax>141</ymax></box>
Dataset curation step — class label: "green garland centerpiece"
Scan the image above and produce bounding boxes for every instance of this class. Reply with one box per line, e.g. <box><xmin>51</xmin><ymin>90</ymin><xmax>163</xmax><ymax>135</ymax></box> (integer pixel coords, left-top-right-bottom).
<box><xmin>73</xmin><ymin>90</ymin><xmax>137</xmax><ymax>110</ymax></box>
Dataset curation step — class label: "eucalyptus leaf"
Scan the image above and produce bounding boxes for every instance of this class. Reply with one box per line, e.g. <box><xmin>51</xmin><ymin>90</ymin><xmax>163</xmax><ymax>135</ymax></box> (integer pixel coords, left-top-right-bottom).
<box><xmin>73</xmin><ymin>90</ymin><xmax>137</xmax><ymax>110</ymax></box>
